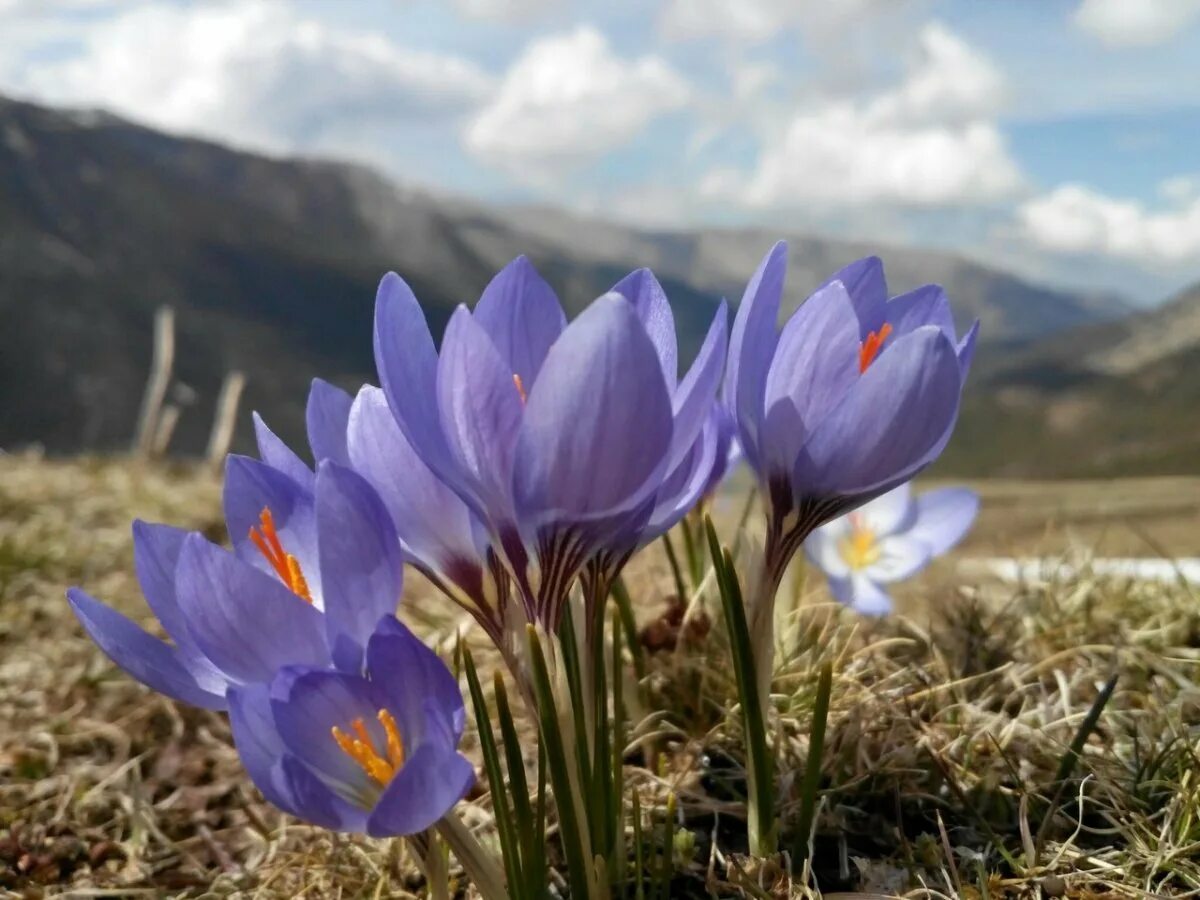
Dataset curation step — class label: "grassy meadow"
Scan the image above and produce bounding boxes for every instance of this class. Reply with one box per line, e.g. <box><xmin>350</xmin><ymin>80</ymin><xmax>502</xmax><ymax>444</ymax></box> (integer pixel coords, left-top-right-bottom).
<box><xmin>1</xmin><ymin>453</ymin><xmax>1198</xmax><ymax>897</ymax></box>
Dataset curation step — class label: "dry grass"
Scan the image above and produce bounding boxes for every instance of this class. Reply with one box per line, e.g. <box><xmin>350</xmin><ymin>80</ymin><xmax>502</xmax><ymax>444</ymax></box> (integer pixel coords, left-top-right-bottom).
<box><xmin>2</xmin><ymin>453</ymin><xmax>1199</xmax><ymax>898</ymax></box>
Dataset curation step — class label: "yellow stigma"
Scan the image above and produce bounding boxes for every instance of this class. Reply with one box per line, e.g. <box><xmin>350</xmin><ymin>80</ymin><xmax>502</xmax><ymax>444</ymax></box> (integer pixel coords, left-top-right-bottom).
<box><xmin>858</xmin><ymin>322</ymin><xmax>893</xmax><ymax>373</ymax></box>
<box><xmin>512</xmin><ymin>372</ymin><xmax>528</xmax><ymax>404</ymax></box>
<box><xmin>331</xmin><ymin>709</ymin><xmax>406</xmax><ymax>787</ymax></box>
<box><xmin>248</xmin><ymin>507</ymin><xmax>313</xmax><ymax>603</ymax></box>
<box><xmin>838</xmin><ymin>517</ymin><xmax>880</xmax><ymax>570</ymax></box>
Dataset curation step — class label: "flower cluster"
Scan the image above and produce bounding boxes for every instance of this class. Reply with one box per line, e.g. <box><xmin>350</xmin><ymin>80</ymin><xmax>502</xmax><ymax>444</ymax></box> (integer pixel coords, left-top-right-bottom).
<box><xmin>67</xmin><ymin>241</ymin><xmax>978</xmax><ymax>870</ymax></box>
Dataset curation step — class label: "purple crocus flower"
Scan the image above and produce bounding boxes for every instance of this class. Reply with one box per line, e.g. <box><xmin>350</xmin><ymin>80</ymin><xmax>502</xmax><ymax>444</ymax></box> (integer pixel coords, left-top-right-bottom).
<box><xmin>725</xmin><ymin>241</ymin><xmax>977</xmax><ymax>597</ymax></box>
<box><xmin>374</xmin><ymin>257</ymin><xmax>727</xmax><ymax>630</ymax></box>
<box><xmin>804</xmin><ymin>482</ymin><xmax>979</xmax><ymax>615</ymax></box>
<box><xmin>254</xmin><ymin>379</ymin><xmax>511</xmax><ymax>647</ymax></box>
<box><xmin>67</xmin><ymin>459</ymin><xmax>403</xmax><ymax>708</ymax></box>
<box><xmin>227</xmin><ymin>616</ymin><xmax>473</xmax><ymax>835</ymax></box>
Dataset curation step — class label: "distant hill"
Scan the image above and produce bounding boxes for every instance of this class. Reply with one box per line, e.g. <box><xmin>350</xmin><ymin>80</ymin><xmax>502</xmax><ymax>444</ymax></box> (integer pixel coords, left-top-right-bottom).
<box><xmin>942</xmin><ymin>282</ymin><xmax>1200</xmax><ymax>477</ymax></box>
<box><xmin>0</xmin><ymin>94</ymin><xmax>1134</xmax><ymax>466</ymax></box>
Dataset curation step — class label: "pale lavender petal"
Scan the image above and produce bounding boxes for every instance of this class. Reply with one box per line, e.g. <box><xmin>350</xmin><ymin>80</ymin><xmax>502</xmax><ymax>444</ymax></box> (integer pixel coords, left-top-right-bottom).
<box><xmin>346</xmin><ymin>386</ymin><xmax>484</xmax><ymax>575</ymax></box>
<box><xmin>864</xmin><ymin>534</ymin><xmax>931</xmax><ymax>581</ymax></box>
<box><xmin>437</xmin><ymin>306</ymin><xmax>523</xmax><ymax>522</ymax></box>
<box><xmin>373</xmin><ymin>273</ymin><xmax>457</xmax><ymax>483</ymax></box>
<box><xmin>223</xmin><ymin>455</ymin><xmax>321</xmax><ymax>602</ymax></box>
<box><xmin>68</xmin><ymin>589</ymin><xmax>227</xmax><ymax>709</ymax></box>
<box><xmin>513</xmin><ymin>294</ymin><xmax>673</xmax><ymax>524</ymax></box>
<box><xmin>610</xmin><ymin>268</ymin><xmax>678</xmax><ymax>386</ymax></box>
<box><xmin>253</xmin><ymin>413</ymin><xmax>314</xmax><ymax>491</ymax></box>
<box><xmin>796</xmin><ymin>327</ymin><xmax>962</xmax><ymax>497</ymax></box>
<box><xmin>826</xmin><ymin>573</ymin><xmax>893</xmax><ymax>615</ymax></box>
<box><xmin>957</xmin><ymin>320</ymin><xmax>980</xmax><ymax>377</ymax></box>
<box><xmin>724</xmin><ymin>241</ymin><xmax>787</xmax><ymax>470</ymax></box>
<box><xmin>174</xmin><ymin>535</ymin><xmax>331</xmax><ymax>683</ymax></box>
<box><xmin>367</xmin><ymin>735</ymin><xmax>474</xmax><ymax>837</ymax></box>
<box><xmin>315</xmin><ymin>463</ymin><xmax>403</xmax><ymax>673</ymax></box>
<box><xmin>853</xmin><ymin>483</ymin><xmax>915</xmax><ymax>536</ymax></box>
<box><xmin>132</xmin><ymin>521</ymin><xmax>227</xmax><ymax>687</ymax></box>
<box><xmin>368</xmin><ymin>617</ymin><xmax>466</xmax><ymax>740</ymax></box>
<box><xmin>473</xmin><ymin>255</ymin><xmax>566</xmax><ymax>389</ymax></box>
<box><xmin>803</xmin><ymin>522</ymin><xmax>851</xmax><ymax>579</ymax></box>
<box><xmin>885</xmin><ymin>284</ymin><xmax>955</xmax><ymax>342</ymax></box>
<box><xmin>761</xmin><ymin>280</ymin><xmax>859</xmax><ymax>476</ymax></box>
<box><xmin>641</xmin><ymin>412</ymin><xmax>719</xmax><ymax>544</ymax></box>
<box><xmin>909</xmin><ymin>488</ymin><xmax>979</xmax><ymax>557</ymax></box>
<box><xmin>825</xmin><ymin>256</ymin><xmax>887</xmax><ymax>337</ymax></box>
<box><xmin>270</xmin><ymin>668</ymin><xmax>384</xmax><ymax>793</ymax></box>
<box><xmin>227</xmin><ymin>684</ymin><xmax>299</xmax><ymax>814</ymax></box>
<box><xmin>668</xmin><ymin>301</ymin><xmax>727</xmax><ymax>470</ymax></box>
<box><xmin>278</xmin><ymin>754</ymin><xmax>367</xmax><ymax>832</ymax></box>
<box><xmin>307</xmin><ymin>379</ymin><xmax>353</xmax><ymax>466</ymax></box>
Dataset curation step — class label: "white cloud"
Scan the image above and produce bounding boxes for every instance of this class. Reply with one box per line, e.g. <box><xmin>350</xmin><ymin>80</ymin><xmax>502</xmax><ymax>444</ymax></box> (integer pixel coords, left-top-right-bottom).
<box><xmin>1074</xmin><ymin>0</ymin><xmax>1200</xmax><ymax>47</ymax></box>
<box><xmin>465</xmin><ymin>26</ymin><xmax>688</xmax><ymax>177</ymax></box>
<box><xmin>703</xmin><ymin>22</ymin><xmax>1022</xmax><ymax>210</ymax></box>
<box><xmin>1016</xmin><ymin>183</ymin><xmax>1200</xmax><ymax>264</ymax></box>
<box><xmin>10</xmin><ymin>2</ymin><xmax>491</xmax><ymax>153</ymax></box>
<box><xmin>864</xmin><ymin>22</ymin><xmax>1005</xmax><ymax>125</ymax></box>
<box><xmin>658</xmin><ymin>0</ymin><xmax>891</xmax><ymax>44</ymax></box>
<box><xmin>450</xmin><ymin>0</ymin><xmax>555</xmax><ymax>22</ymax></box>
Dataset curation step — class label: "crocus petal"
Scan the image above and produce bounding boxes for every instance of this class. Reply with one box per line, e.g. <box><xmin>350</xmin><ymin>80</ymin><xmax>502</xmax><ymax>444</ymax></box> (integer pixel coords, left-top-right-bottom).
<box><xmin>132</xmin><ymin>521</ymin><xmax>227</xmax><ymax>686</ymax></box>
<box><xmin>473</xmin><ymin>255</ymin><xmax>566</xmax><ymax>389</ymax></box>
<box><xmin>437</xmin><ymin>306</ymin><xmax>523</xmax><ymax>522</ymax></box>
<box><xmin>278</xmin><ymin>754</ymin><xmax>367</xmax><ymax>832</ymax></box>
<box><xmin>610</xmin><ymin>268</ymin><xmax>678</xmax><ymax>387</ymax></box>
<box><xmin>797</xmin><ymin>326</ymin><xmax>962</xmax><ymax>497</ymax></box>
<box><xmin>316</xmin><ymin>463</ymin><xmax>403</xmax><ymax>673</ymax></box>
<box><xmin>668</xmin><ymin>301</ymin><xmax>727</xmax><ymax>470</ymax></box>
<box><xmin>803</xmin><ymin>525</ymin><xmax>851</xmax><ymax>579</ymax></box>
<box><xmin>761</xmin><ymin>281</ymin><xmax>859</xmax><ymax>476</ymax></box>
<box><xmin>270</xmin><ymin>668</ymin><xmax>385</xmax><ymax>793</ymax></box>
<box><xmin>223</xmin><ymin>454</ymin><xmax>322</xmax><ymax>602</ymax></box>
<box><xmin>885</xmin><ymin>284</ymin><xmax>956</xmax><ymax>342</ymax></box>
<box><xmin>253</xmin><ymin>413</ymin><xmax>314</xmax><ymax>491</ymax></box>
<box><xmin>642</xmin><ymin>413</ymin><xmax>719</xmax><ymax>544</ymax></box>
<box><xmin>307</xmin><ymin>379</ymin><xmax>353</xmax><ymax>467</ymax></box>
<box><xmin>513</xmin><ymin>293</ymin><xmax>673</xmax><ymax>524</ymax></box>
<box><xmin>825</xmin><ymin>256</ymin><xmax>887</xmax><ymax>337</ymax></box>
<box><xmin>131</xmin><ymin>522</ymin><xmax>196</xmax><ymax>647</ymax></box>
<box><xmin>864</xmin><ymin>534</ymin><xmax>931</xmax><ymax>582</ymax></box>
<box><xmin>346</xmin><ymin>386</ymin><xmax>484</xmax><ymax>575</ymax></box>
<box><xmin>368</xmin><ymin>617</ymin><xmax>466</xmax><ymax>741</ymax></box>
<box><xmin>956</xmin><ymin>320</ymin><xmax>980</xmax><ymax>378</ymax></box>
<box><xmin>853</xmin><ymin>483</ymin><xmax>915</xmax><ymax>536</ymax></box>
<box><xmin>909</xmin><ymin>488</ymin><xmax>979</xmax><ymax>556</ymax></box>
<box><xmin>227</xmin><ymin>684</ymin><xmax>299</xmax><ymax>814</ymax></box>
<box><xmin>174</xmin><ymin>535</ymin><xmax>331</xmax><ymax>683</ymax></box>
<box><xmin>826</xmin><ymin>573</ymin><xmax>893</xmax><ymax>616</ymax></box>
<box><xmin>724</xmin><ymin>241</ymin><xmax>787</xmax><ymax>469</ymax></box>
<box><xmin>373</xmin><ymin>273</ymin><xmax>457</xmax><ymax>484</ymax></box>
<box><xmin>67</xmin><ymin>589</ymin><xmax>227</xmax><ymax>709</ymax></box>
<box><xmin>367</xmin><ymin>735</ymin><xmax>474</xmax><ymax>837</ymax></box>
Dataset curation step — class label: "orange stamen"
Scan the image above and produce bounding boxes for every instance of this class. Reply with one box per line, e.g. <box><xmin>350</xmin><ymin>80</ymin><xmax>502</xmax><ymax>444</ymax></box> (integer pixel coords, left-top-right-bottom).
<box><xmin>248</xmin><ymin>507</ymin><xmax>313</xmax><ymax>603</ymax></box>
<box><xmin>858</xmin><ymin>322</ymin><xmax>893</xmax><ymax>373</ymax></box>
<box><xmin>838</xmin><ymin>517</ymin><xmax>880</xmax><ymax>570</ymax></box>
<box><xmin>512</xmin><ymin>372</ymin><xmax>527</xmax><ymax>404</ymax></box>
<box><xmin>378</xmin><ymin>709</ymin><xmax>406</xmax><ymax>769</ymax></box>
<box><xmin>331</xmin><ymin>710</ymin><xmax>406</xmax><ymax>787</ymax></box>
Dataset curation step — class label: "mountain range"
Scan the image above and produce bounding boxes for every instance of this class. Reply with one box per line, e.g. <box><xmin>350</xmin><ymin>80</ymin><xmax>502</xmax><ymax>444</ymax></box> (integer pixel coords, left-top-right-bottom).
<box><xmin>3</xmin><ymin>93</ymin><xmax>1192</xmax><ymax>476</ymax></box>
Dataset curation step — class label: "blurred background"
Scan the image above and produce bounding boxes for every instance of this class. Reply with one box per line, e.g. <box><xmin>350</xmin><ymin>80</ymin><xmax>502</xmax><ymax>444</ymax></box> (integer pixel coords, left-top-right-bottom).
<box><xmin>1</xmin><ymin>0</ymin><xmax>1198</xmax><ymax>478</ymax></box>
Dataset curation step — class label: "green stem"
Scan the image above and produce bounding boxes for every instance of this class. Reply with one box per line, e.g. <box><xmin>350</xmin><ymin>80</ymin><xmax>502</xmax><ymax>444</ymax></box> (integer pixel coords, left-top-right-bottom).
<box><xmin>706</xmin><ymin>517</ymin><xmax>776</xmax><ymax>856</ymax></box>
<box><xmin>791</xmin><ymin>661</ymin><xmax>832</xmax><ymax>865</ymax></box>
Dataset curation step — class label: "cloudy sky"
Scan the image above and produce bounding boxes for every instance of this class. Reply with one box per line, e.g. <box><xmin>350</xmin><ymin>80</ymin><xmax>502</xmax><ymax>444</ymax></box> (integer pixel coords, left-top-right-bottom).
<box><xmin>2</xmin><ymin>0</ymin><xmax>1199</xmax><ymax>302</ymax></box>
